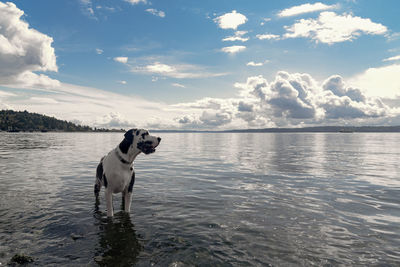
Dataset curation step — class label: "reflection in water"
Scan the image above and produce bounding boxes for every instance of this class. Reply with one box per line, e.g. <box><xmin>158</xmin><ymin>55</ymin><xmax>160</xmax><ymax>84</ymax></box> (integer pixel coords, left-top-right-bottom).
<box><xmin>0</xmin><ymin>132</ymin><xmax>399</xmax><ymax>265</ymax></box>
<box><xmin>93</xmin><ymin>211</ymin><xmax>141</xmax><ymax>266</ymax></box>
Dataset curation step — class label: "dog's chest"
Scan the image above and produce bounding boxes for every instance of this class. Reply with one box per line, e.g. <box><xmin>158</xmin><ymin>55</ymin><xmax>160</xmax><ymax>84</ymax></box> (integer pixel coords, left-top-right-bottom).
<box><xmin>103</xmin><ymin>151</ymin><xmax>133</xmax><ymax>193</ymax></box>
<box><xmin>108</xmin><ymin>169</ymin><xmax>131</xmax><ymax>193</ymax></box>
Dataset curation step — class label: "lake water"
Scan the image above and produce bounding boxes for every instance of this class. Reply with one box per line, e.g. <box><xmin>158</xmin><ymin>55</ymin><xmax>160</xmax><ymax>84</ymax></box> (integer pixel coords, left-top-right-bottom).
<box><xmin>0</xmin><ymin>132</ymin><xmax>399</xmax><ymax>266</ymax></box>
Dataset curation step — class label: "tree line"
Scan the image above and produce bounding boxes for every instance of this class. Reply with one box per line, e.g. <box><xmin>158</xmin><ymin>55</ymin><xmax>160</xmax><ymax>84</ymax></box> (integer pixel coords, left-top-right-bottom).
<box><xmin>0</xmin><ymin>110</ymin><xmax>92</xmax><ymax>132</ymax></box>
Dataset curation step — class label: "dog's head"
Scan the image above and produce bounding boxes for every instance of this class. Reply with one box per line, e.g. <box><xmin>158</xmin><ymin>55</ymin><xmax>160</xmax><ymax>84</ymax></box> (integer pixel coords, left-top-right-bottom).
<box><xmin>120</xmin><ymin>128</ymin><xmax>161</xmax><ymax>155</ymax></box>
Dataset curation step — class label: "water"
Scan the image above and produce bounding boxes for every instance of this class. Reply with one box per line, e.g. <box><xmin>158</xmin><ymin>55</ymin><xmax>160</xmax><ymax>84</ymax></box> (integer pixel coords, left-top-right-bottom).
<box><xmin>0</xmin><ymin>132</ymin><xmax>399</xmax><ymax>266</ymax></box>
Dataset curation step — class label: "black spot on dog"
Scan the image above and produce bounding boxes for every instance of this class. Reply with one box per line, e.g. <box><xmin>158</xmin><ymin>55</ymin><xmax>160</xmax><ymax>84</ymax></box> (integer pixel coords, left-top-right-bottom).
<box><xmin>137</xmin><ymin>141</ymin><xmax>144</xmax><ymax>151</ymax></box>
<box><xmin>141</xmin><ymin>131</ymin><xmax>149</xmax><ymax>139</ymax></box>
<box><xmin>119</xmin><ymin>130</ymin><xmax>135</xmax><ymax>154</ymax></box>
<box><xmin>128</xmin><ymin>172</ymin><xmax>135</xmax><ymax>192</ymax></box>
<box><xmin>119</xmin><ymin>139</ymin><xmax>131</xmax><ymax>154</ymax></box>
<box><xmin>103</xmin><ymin>174</ymin><xmax>108</xmax><ymax>188</ymax></box>
<box><xmin>96</xmin><ymin>161</ymin><xmax>103</xmax><ymax>181</ymax></box>
<box><xmin>136</xmin><ymin>130</ymin><xmax>140</xmax><ymax>136</ymax></box>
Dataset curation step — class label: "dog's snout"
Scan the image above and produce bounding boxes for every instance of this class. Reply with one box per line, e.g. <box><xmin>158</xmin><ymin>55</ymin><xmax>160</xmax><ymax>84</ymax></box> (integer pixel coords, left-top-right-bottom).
<box><xmin>157</xmin><ymin>137</ymin><xmax>161</xmax><ymax>143</ymax></box>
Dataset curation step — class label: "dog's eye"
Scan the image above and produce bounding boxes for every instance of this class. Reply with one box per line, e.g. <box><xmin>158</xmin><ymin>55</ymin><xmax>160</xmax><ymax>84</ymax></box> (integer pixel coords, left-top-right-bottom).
<box><xmin>141</xmin><ymin>132</ymin><xmax>149</xmax><ymax>139</ymax></box>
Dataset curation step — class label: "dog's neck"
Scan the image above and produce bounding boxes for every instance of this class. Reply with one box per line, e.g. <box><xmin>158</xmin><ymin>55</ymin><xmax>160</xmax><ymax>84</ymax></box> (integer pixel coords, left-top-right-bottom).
<box><xmin>116</xmin><ymin>145</ymin><xmax>141</xmax><ymax>164</ymax></box>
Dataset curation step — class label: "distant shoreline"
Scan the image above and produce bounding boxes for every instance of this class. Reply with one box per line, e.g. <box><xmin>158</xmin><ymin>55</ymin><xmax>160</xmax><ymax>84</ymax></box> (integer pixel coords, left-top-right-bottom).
<box><xmin>152</xmin><ymin>126</ymin><xmax>400</xmax><ymax>133</ymax></box>
<box><xmin>2</xmin><ymin>126</ymin><xmax>400</xmax><ymax>133</ymax></box>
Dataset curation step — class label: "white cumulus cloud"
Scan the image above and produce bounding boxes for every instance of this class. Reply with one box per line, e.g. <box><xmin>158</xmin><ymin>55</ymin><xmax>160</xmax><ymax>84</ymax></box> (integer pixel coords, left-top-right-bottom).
<box><xmin>256</xmin><ymin>33</ymin><xmax>280</xmax><ymax>40</ymax></box>
<box><xmin>145</xmin><ymin>62</ymin><xmax>175</xmax><ymax>73</ymax></box>
<box><xmin>278</xmin><ymin>2</ymin><xmax>337</xmax><ymax>17</ymax></box>
<box><xmin>221</xmin><ymin>45</ymin><xmax>246</xmax><ymax>54</ymax></box>
<box><xmin>146</xmin><ymin>8</ymin><xmax>165</xmax><ymax>18</ymax></box>
<box><xmin>284</xmin><ymin>11</ymin><xmax>388</xmax><ymax>44</ymax></box>
<box><xmin>383</xmin><ymin>55</ymin><xmax>400</xmax><ymax>62</ymax></box>
<box><xmin>173</xmin><ymin>71</ymin><xmax>395</xmax><ymax>129</ymax></box>
<box><xmin>247</xmin><ymin>61</ymin><xmax>264</xmax><ymax>67</ymax></box>
<box><xmin>222</xmin><ymin>31</ymin><xmax>249</xmax><ymax>42</ymax></box>
<box><xmin>125</xmin><ymin>0</ymin><xmax>147</xmax><ymax>5</ymax></box>
<box><xmin>113</xmin><ymin>57</ymin><xmax>128</xmax><ymax>64</ymax></box>
<box><xmin>214</xmin><ymin>10</ymin><xmax>247</xmax><ymax>30</ymax></box>
<box><xmin>172</xmin><ymin>83</ymin><xmax>185</xmax><ymax>88</ymax></box>
<box><xmin>0</xmin><ymin>2</ymin><xmax>59</xmax><ymax>89</ymax></box>
<box><xmin>132</xmin><ymin>62</ymin><xmax>227</xmax><ymax>79</ymax></box>
<box><xmin>348</xmin><ymin>64</ymin><xmax>400</xmax><ymax>99</ymax></box>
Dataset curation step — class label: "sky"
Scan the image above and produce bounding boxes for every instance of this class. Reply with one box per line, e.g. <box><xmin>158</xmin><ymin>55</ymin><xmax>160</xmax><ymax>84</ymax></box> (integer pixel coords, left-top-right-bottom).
<box><xmin>0</xmin><ymin>0</ymin><xmax>400</xmax><ymax>130</ymax></box>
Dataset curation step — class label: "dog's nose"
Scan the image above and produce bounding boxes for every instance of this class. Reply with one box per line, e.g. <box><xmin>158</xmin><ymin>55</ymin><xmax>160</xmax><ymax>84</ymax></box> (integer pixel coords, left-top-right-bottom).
<box><xmin>157</xmin><ymin>137</ymin><xmax>161</xmax><ymax>143</ymax></box>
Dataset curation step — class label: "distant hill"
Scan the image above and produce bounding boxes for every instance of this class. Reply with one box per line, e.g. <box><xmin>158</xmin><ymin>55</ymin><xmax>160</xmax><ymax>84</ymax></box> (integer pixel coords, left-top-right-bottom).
<box><xmin>0</xmin><ymin>110</ymin><xmax>92</xmax><ymax>132</ymax></box>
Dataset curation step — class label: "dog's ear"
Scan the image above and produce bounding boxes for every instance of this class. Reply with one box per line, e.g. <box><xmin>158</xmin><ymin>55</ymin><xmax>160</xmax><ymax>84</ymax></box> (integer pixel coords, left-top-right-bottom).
<box><xmin>119</xmin><ymin>129</ymin><xmax>135</xmax><ymax>154</ymax></box>
<box><xmin>124</xmin><ymin>129</ymin><xmax>134</xmax><ymax>143</ymax></box>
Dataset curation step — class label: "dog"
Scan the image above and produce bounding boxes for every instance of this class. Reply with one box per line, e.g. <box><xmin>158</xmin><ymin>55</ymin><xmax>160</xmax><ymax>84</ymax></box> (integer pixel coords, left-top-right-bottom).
<box><xmin>94</xmin><ymin>128</ymin><xmax>161</xmax><ymax>217</ymax></box>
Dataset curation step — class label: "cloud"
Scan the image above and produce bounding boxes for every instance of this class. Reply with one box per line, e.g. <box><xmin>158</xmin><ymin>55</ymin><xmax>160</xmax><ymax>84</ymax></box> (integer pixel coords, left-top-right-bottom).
<box><xmin>0</xmin><ymin>2</ymin><xmax>60</xmax><ymax>89</ymax></box>
<box><xmin>174</xmin><ymin>71</ymin><xmax>395</xmax><ymax>129</ymax></box>
<box><xmin>113</xmin><ymin>57</ymin><xmax>128</xmax><ymax>64</ymax></box>
<box><xmin>0</xmin><ymin>82</ymin><xmax>184</xmax><ymax>129</ymax></box>
<box><xmin>96</xmin><ymin>48</ymin><xmax>104</xmax><ymax>54</ymax></box>
<box><xmin>383</xmin><ymin>55</ymin><xmax>400</xmax><ymax>62</ymax></box>
<box><xmin>145</xmin><ymin>62</ymin><xmax>175</xmax><ymax>73</ymax></box>
<box><xmin>256</xmin><ymin>33</ymin><xmax>280</xmax><ymax>40</ymax></box>
<box><xmin>79</xmin><ymin>0</ymin><xmax>98</xmax><ymax>19</ymax></box>
<box><xmin>238</xmin><ymin>72</ymin><xmax>390</xmax><ymax>123</ymax></box>
<box><xmin>174</xmin><ymin>98</ymin><xmax>239</xmax><ymax>129</ymax></box>
<box><xmin>246</xmin><ymin>61</ymin><xmax>268</xmax><ymax>67</ymax></box>
<box><xmin>132</xmin><ymin>62</ymin><xmax>227</xmax><ymax>79</ymax></box>
<box><xmin>260</xmin><ymin>18</ymin><xmax>271</xmax><ymax>26</ymax></box>
<box><xmin>117</xmin><ymin>80</ymin><xmax>127</xmax><ymax>84</ymax></box>
<box><xmin>278</xmin><ymin>2</ymin><xmax>337</xmax><ymax>17</ymax></box>
<box><xmin>222</xmin><ymin>31</ymin><xmax>249</xmax><ymax>42</ymax></box>
<box><xmin>221</xmin><ymin>45</ymin><xmax>246</xmax><ymax>54</ymax></box>
<box><xmin>284</xmin><ymin>12</ymin><xmax>388</xmax><ymax>44</ymax></box>
<box><xmin>146</xmin><ymin>8</ymin><xmax>165</xmax><ymax>18</ymax></box>
<box><xmin>125</xmin><ymin>0</ymin><xmax>147</xmax><ymax>5</ymax></box>
<box><xmin>97</xmin><ymin>112</ymin><xmax>133</xmax><ymax>128</ymax></box>
<box><xmin>348</xmin><ymin>64</ymin><xmax>400</xmax><ymax>99</ymax></box>
<box><xmin>214</xmin><ymin>10</ymin><xmax>247</xmax><ymax>30</ymax></box>
<box><xmin>172</xmin><ymin>83</ymin><xmax>185</xmax><ymax>88</ymax></box>
<box><xmin>96</xmin><ymin>6</ymin><xmax>116</xmax><ymax>12</ymax></box>
<box><xmin>247</xmin><ymin>61</ymin><xmax>263</xmax><ymax>67</ymax></box>
<box><xmin>2</xmin><ymin>69</ymin><xmax>397</xmax><ymax>130</ymax></box>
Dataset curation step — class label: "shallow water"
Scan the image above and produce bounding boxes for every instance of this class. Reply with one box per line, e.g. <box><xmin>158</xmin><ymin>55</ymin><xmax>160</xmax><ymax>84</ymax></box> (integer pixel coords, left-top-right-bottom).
<box><xmin>0</xmin><ymin>132</ymin><xmax>399</xmax><ymax>266</ymax></box>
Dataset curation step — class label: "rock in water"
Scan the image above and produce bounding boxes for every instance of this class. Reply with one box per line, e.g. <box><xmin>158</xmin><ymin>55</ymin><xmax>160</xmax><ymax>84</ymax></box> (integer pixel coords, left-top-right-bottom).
<box><xmin>10</xmin><ymin>254</ymin><xmax>34</xmax><ymax>264</ymax></box>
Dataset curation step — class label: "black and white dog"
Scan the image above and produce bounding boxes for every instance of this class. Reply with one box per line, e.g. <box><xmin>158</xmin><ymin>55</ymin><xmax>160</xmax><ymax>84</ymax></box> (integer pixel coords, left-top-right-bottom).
<box><xmin>95</xmin><ymin>129</ymin><xmax>161</xmax><ymax>217</ymax></box>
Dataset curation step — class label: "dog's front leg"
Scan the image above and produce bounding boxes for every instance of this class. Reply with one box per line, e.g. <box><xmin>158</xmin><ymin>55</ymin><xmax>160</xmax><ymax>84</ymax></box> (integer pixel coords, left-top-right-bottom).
<box><xmin>124</xmin><ymin>171</ymin><xmax>135</xmax><ymax>213</ymax></box>
<box><xmin>106</xmin><ymin>188</ymin><xmax>114</xmax><ymax>217</ymax></box>
<box><xmin>124</xmin><ymin>191</ymin><xmax>132</xmax><ymax>213</ymax></box>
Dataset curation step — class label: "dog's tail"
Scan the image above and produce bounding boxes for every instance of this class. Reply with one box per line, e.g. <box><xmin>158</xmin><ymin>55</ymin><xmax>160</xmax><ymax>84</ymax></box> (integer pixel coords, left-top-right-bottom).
<box><xmin>94</xmin><ymin>156</ymin><xmax>105</xmax><ymax>197</ymax></box>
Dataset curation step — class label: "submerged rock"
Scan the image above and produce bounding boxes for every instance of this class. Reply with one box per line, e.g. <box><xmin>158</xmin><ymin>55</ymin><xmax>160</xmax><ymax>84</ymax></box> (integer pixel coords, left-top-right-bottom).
<box><xmin>70</xmin><ymin>233</ymin><xmax>84</xmax><ymax>241</ymax></box>
<box><xmin>10</xmin><ymin>253</ymin><xmax>34</xmax><ymax>264</ymax></box>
